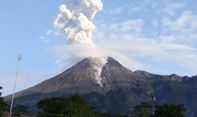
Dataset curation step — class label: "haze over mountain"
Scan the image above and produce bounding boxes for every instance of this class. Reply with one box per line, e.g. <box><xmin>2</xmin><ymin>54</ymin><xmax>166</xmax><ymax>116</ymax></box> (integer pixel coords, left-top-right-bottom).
<box><xmin>5</xmin><ymin>57</ymin><xmax>197</xmax><ymax>116</ymax></box>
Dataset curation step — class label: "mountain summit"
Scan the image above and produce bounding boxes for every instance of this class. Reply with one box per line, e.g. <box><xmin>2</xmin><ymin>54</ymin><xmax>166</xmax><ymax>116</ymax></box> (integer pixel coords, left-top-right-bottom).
<box><xmin>5</xmin><ymin>57</ymin><xmax>197</xmax><ymax>116</ymax></box>
<box><xmin>7</xmin><ymin>57</ymin><xmax>140</xmax><ymax>97</ymax></box>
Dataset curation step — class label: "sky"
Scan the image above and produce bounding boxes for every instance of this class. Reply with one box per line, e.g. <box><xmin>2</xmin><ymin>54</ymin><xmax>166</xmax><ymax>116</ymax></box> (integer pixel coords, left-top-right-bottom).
<box><xmin>0</xmin><ymin>0</ymin><xmax>197</xmax><ymax>96</ymax></box>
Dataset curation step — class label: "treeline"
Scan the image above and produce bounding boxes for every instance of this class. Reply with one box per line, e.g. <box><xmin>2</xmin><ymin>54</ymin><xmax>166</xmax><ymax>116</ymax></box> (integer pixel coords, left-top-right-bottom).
<box><xmin>1</xmin><ymin>86</ymin><xmax>197</xmax><ymax>117</ymax></box>
<box><xmin>0</xmin><ymin>87</ymin><xmax>29</xmax><ymax>117</ymax></box>
<box><xmin>0</xmin><ymin>86</ymin><xmax>8</xmax><ymax>117</ymax></box>
<box><xmin>36</xmin><ymin>94</ymin><xmax>129</xmax><ymax>117</ymax></box>
<box><xmin>36</xmin><ymin>94</ymin><xmax>187</xmax><ymax>117</ymax></box>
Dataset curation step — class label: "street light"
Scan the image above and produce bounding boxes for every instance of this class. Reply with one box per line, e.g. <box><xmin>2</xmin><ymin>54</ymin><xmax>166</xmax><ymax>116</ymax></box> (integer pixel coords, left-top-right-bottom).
<box><xmin>9</xmin><ymin>55</ymin><xmax>23</xmax><ymax>117</ymax></box>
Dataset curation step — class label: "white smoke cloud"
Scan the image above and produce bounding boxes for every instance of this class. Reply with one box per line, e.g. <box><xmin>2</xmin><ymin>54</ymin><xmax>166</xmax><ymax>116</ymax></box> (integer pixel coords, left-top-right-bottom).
<box><xmin>54</xmin><ymin>0</ymin><xmax>103</xmax><ymax>46</ymax></box>
<box><xmin>50</xmin><ymin>0</ymin><xmax>197</xmax><ymax>76</ymax></box>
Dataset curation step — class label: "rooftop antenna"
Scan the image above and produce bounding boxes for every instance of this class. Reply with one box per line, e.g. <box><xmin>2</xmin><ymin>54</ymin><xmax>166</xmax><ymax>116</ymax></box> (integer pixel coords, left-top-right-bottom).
<box><xmin>9</xmin><ymin>55</ymin><xmax>23</xmax><ymax>117</ymax></box>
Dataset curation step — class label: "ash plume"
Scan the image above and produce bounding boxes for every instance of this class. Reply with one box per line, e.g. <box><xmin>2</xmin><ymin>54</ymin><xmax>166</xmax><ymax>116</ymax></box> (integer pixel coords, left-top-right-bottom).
<box><xmin>54</xmin><ymin>0</ymin><xmax>103</xmax><ymax>46</ymax></box>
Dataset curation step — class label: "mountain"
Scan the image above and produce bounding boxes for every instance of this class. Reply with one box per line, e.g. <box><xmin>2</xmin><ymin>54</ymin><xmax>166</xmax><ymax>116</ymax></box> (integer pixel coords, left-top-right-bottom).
<box><xmin>5</xmin><ymin>57</ymin><xmax>197</xmax><ymax>116</ymax></box>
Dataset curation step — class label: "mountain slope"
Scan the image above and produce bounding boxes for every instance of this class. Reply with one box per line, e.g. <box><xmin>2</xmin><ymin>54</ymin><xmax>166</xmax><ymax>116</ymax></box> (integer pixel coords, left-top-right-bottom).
<box><xmin>4</xmin><ymin>57</ymin><xmax>197</xmax><ymax>116</ymax></box>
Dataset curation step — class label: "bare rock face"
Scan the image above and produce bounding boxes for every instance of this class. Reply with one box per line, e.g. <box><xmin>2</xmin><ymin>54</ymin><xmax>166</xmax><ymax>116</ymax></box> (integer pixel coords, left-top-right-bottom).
<box><xmin>4</xmin><ymin>57</ymin><xmax>197</xmax><ymax>116</ymax></box>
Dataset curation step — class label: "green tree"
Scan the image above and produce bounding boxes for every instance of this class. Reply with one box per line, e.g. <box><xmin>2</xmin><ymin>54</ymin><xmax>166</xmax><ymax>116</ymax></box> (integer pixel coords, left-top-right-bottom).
<box><xmin>36</xmin><ymin>94</ymin><xmax>96</xmax><ymax>117</ymax></box>
<box><xmin>95</xmin><ymin>112</ymin><xmax>127</xmax><ymax>117</ymax></box>
<box><xmin>0</xmin><ymin>86</ymin><xmax>8</xmax><ymax>117</ymax></box>
<box><xmin>36</xmin><ymin>94</ymin><xmax>127</xmax><ymax>117</ymax></box>
<box><xmin>193</xmin><ymin>114</ymin><xmax>197</xmax><ymax>117</ymax></box>
<box><xmin>131</xmin><ymin>102</ymin><xmax>152</xmax><ymax>117</ymax></box>
<box><xmin>12</xmin><ymin>104</ymin><xmax>28</xmax><ymax>116</ymax></box>
<box><xmin>154</xmin><ymin>104</ymin><xmax>186</xmax><ymax>117</ymax></box>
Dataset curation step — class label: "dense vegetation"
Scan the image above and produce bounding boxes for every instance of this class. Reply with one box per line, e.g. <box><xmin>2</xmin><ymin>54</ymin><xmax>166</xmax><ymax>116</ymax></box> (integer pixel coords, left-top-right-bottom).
<box><xmin>0</xmin><ymin>89</ymin><xmax>194</xmax><ymax>117</ymax></box>
<box><xmin>36</xmin><ymin>94</ymin><xmax>95</xmax><ymax>117</ymax></box>
<box><xmin>12</xmin><ymin>104</ymin><xmax>29</xmax><ymax>116</ymax></box>
<box><xmin>0</xmin><ymin>86</ymin><xmax>30</xmax><ymax>117</ymax></box>
<box><xmin>130</xmin><ymin>103</ymin><xmax>187</xmax><ymax>117</ymax></box>
<box><xmin>154</xmin><ymin>104</ymin><xmax>186</xmax><ymax>117</ymax></box>
<box><xmin>36</xmin><ymin>94</ymin><xmax>127</xmax><ymax>117</ymax></box>
<box><xmin>0</xmin><ymin>86</ymin><xmax>8</xmax><ymax>117</ymax></box>
<box><xmin>36</xmin><ymin>94</ymin><xmax>189</xmax><ymax>117</ymax></box>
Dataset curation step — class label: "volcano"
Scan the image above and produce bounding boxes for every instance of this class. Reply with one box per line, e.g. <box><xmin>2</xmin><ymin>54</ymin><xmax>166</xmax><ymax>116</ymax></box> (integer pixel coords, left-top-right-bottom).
<box><xmin>5</xmin><ymin>57</ymin><xmax>197</xmax><ymax>115</ymax></box>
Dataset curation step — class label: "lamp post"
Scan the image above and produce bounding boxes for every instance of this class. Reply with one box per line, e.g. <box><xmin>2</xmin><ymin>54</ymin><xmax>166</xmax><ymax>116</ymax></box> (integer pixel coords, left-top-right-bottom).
<box><xmin>9</xmin><ymin>55</ymin><xmax>22</xmax><ymax>117</ymax></box>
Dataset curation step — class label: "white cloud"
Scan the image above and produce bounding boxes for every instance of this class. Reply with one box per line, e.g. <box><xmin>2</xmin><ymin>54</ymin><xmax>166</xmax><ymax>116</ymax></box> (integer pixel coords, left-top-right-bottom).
<box><xmin>49</xmin><ymin>1</ymin><xmax>197</xmax><ymax>76</ymax></box>
<box><xmin>163</xmin><ymin>11</ymin><xmax>197</xmax><ymax>33</ymax></box>
<box><xmin>163</xmin><ymin>2</ymin><xmax>185</xmax><ymax>16</ymax></box>
<box><xmin>94</xmin><ymin>19</ymin><xmax>144</xmax><ymax>39</ymax></box>
<box><xmin>38</xmin><ymin>29</ymin><xmax>63</xmax><ymax>43</ymax></box>
<box><xmin>162</xmin><ymin>10</ymin><xmax>197</xmax><ymax>46</ymax></box>
<box><xmin>109</xmin><ymin>6</ymin><xmax>124</xmax><ymax>15</ymax></box>
<box><xmin>52</xmin><ymin>43</ymin><xmax>147</xmax><ymax>71</ymax></box>
<box><xmin>46</xmin><ymin>30</ymin><xmax>61</xmax><ymax>36</ymax></box>
<box><xmin>97</xmin><ymin>18</ymin><xmax>197</xmax><ymax>75</ymax></box>
<box><xmin>107</xmin><ymin>5</ymin><xmax>147</xmax><ymax>15</ymax></box>
<box><xmin>54</xmin><ymin>0</ymin><xmax>103</xmax><ymax>47</ymax></box>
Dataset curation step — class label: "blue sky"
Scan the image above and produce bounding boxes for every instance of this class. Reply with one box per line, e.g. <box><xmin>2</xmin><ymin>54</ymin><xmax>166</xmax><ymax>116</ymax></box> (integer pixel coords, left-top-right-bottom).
<box><xmin>1</xmin><ymin>0</ymin><xmax>197</xmax><ymax>96</ymax></box>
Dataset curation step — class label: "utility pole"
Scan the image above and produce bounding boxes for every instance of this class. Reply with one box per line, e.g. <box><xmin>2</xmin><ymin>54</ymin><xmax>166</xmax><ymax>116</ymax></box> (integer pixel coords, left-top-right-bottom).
<box><xmin>9</xmin><ymin>55</ymin><xmax>22</xmax><ymax>117</ymax></box>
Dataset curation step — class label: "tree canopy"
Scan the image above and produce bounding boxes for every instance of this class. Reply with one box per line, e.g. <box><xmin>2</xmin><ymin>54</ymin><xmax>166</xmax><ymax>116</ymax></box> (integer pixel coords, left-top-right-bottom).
<box><xmin>36</xmin><ymin>93</ymin><xmax>188</xmax><ymax>117</ymax></box>
<box><xmin>36</xmin><ymin>94</ymin><xmax>97</xmax><ymax>117</ymax></box>
<box><xmin>131</xmin><ymin>102</ymin><xmax>152</xmax><ymax>117</ymax></box>
<box><xmin>154</xmin><ymin>104</ymin><xmax>186</xmax><ymax>117</ymax></box>
<box><xmin>36</xmin><ymin>94</ymin><xmax>127</xmax><ymax>117</ymax></box>
<box><xmin>130</xmin><ymin>102</ymin><xmax>187</xmax><ymax>117</ymax></box>
<box><xmin>0</xmin><ymin>86</ymin><xmax>8</xmax><ymax>117</ymax></box>
<box><xmin>12</xmin><ymin>104</ymin><xmax>29</xmax><ymax>116</ymax></box>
